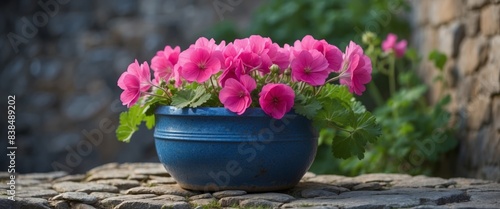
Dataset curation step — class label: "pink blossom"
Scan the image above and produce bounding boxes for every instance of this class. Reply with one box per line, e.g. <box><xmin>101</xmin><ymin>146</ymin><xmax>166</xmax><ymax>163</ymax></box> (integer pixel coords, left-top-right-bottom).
<box><xmin>315</xmin><ymin>40</ymin><xmax>343</xmax><ymax>72</ymax></box>
<box><xmin>382</xmin><ymin>33</ymin><xmax>407</xmax><ymax>58</ymax></box>
<box><xmin>293</xmin><ymin>35</ymin><xmax>343</xmax><ymax>72</ymax></box>
<box><xmin>179</xmin><ymin>48</ymin><xmax>221</xmax><ymax>83</ymax></box>
<box><xmin>118</xmin><ymin>74</ymin><xmax>141</xmax><ymax>107</ymax></box>
<box><xmin>291</xmin><ymin>50</ymin><xmax>329</xmax><ymax>86</ymax></box>
<box><xmin>151</xmin><ymin>46</ymin><xmax>180</xmax><ymax>83</ymax></box>
<box><xmin>117</xmin><ymin>60</ymin><xmax>151</xmax><ymax>92</ymax></box>
<box><xmin>177</xmin><ymin>37</ymin><xmax>225</xmax><ymax>83</ymax></box>
<box><xmin>259</xmin><ymin>83</ymin><xmax>295</xmax><ymax>119</ymax></box>
<box><xmin>219</xmin><ymin>75</ymin><xmax>256</xmax><ymax>115</ymax></box>
<box><xmin>218</xmin><ymin>58</ymin><xmax>243</xmax><ymax>87</ymax></box>
<box><xmin>339</xmin><ymin>41</ymin><xmax>372</xmax><ymax>95</ymax></box>
<box><xmin>117</xmin><ymin>60</ymin><xmax>152</xmax><ymax>107</ymax></box>
<box><xmin>225</xmin><ymin>35</ymin><xmax>284</xmax><ymax>75</ymax></box>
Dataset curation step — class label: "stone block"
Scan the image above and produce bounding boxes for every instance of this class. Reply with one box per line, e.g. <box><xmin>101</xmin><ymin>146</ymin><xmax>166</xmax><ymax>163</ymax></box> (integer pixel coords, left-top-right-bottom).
<box><xmin>468</xmin><ymin>0</ymin><xmax>489</xmax><ymax>9</ymax></box>
<box><xmin>473</xmin><ymin>64</ymin><xmax>500</xmax><ymax>96</ymax></box>
<box><xmin>430</xmin><ymin>0</ymin><xmax>463</xmax><ymax>26</ymax></box>
<box><xmin>466</xmin><ymin>95</ymin><xmax>492</xmax><ymax>130</ymax></box>
<box><xmin>493</xmin><ymin>96</ymin><xmax>500</xmax><ymax>132</ymax></box>
<box><xmin>465</xmin><ymin>12</ymin><xmax>480</xmax><ymax>36</ymax></box>
<box><xmin>481</xmin><ymin>5</ymin><xmax>500</xmax><ymax>35</ymax></box>
<box><xmin>438</xmin><ymin>21</ymin><xmax>465</xmax><ymax>58</ymax></box>
<box><xmin>458</xmin><ymin>36</ymin><xmax>489</xmax><ymax>75</ymax></box>
<box><xmin>489</xmin><ymin>35</ymin><xmax>500</xmax><ymax>66</ymax></box>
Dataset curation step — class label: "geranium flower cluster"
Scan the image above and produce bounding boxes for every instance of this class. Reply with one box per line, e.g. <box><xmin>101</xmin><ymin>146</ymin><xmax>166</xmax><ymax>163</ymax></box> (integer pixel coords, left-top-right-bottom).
<box><xmin>118</xmin><ymin>35</ymin><xmax>372</xmax><ymax>119</ymax></box>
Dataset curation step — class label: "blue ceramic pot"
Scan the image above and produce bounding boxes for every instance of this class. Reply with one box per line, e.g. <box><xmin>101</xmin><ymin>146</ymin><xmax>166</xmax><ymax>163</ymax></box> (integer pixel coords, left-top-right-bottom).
<box><xmin>154</xmin><ymin>106</ymin><xmax>318</xmax><ymax>192</ymax></box>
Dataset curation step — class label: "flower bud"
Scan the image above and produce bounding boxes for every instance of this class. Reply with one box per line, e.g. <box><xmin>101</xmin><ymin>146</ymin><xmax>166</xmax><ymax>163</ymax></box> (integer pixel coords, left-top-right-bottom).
<box><xmin>362</xmin><ymin>32</ymin><xmax>377</xmax><ymax>45</ymax></box>
<box><xmin>270</xmin><ymin>64</ymin><xmax>280</xmax><ymax>74</ymax></box>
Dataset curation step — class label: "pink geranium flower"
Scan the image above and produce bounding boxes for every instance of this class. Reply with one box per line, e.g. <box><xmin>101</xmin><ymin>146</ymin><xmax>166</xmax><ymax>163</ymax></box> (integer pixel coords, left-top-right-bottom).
<box><xmin>151</xmin><ymin>46</ymin><xmax>180</xmax><ymax>83</ymax></box>
<box><xmin>382</xmin><ymin>33</ymin><xmax>407</xmax><ymax>58</ymax></box>
<box><xmin>179</xmin><ymin>48</ymin><xmax>221</xmax><ymax>83</ymax></box>
<box><xmin>117</xmin><ymin>60</ymin><xmax>152</xmax><ymax>107</ymax></box>
<box><xmin>293</xmin><ymin>35</ymin><xmax>343</xmax><ymax>72</ymax></box>
<box><xmin>118</xmin><ymin>74</ymin><xmax>141</xmax><ymax>107</ymax></box>
<box><xmin>219</xmin><ymin>75</ymin><xmax>256</xmax><ymax>115</ymax></box>
<box><xmin>291</xmin><ymin>50</ymin><xmax>329</xmax><ymax>86</ymax></box>
<box><xmin>259</xmin><ymin>83</ymin><xmax>295</xmax><ymax>119</ymax></box>
<box><xmin>339</xmin><ymin>41</ymin><xmax>372</xmax><ymax>95</ymax></box>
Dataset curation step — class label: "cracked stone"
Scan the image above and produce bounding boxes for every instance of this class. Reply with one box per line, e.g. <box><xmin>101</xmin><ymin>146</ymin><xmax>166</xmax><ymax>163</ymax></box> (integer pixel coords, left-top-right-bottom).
<box><xmin>52</xmin><ymin>182</ymin><xmax>119</xmax><ymax>193</ymax></box>
<box><xmin>133</xmin><ymin>168</ymin><xmax>170</xmax><ymax>176</ymax></box>
<box><xmin>282</xmin><ymin>195</ymin><xmax>420</xmax><ymax>208</ymax></box>
<box><xmin>219</xmin><ymin>192</ymin><xmax>295</xmax><ymax>207</ymax></box>
<box><xmin>189</xmin><ymin>193</ymin><xmax>213</xmax><ymax>200</ymax></box>
<box><xmin>17</xmin><ymin>197</ymin><xmax>52</xmax><ymax>209</ymax></box>
<box><xmin>17</xmin><ymin>179</ymin><xmax>43</xmax><ymax>186</ymax></box>
<box><xmin>53</xmin><ymin>174</ymin><xmax>86</xmax><ymax>183</ymax></box>
<box><xmin>213</xmin><ymin>190</ymin><xmax>247</xmax><ymax>199</ymax></box>
<box><xmin>69</xmin><ymin>203</ymin><xmax>97</xmax><ymax>209</ymax></box>
<box><xmin>451</xmin><ymin>178</ymin><xmax>493</xmax><ymax>186</ymax></box>
<box><xmin>50</xmin><ymin>200</ymin><xmax>70</xmax><ymax>209</ymax></box>
<box><xmin>147</xmin><ymin>176</ymin><xmax>177</xmax><ymax>184</ymax></box>
<box><xmin>150</xmin><ymin>194</ymin><xmax>186</xmax><ymax>202</ymax></box>
<box><xmin>114</xmin><ymin>199</ymin><xmax>190</xmax><ymax>209</ymax></box>
<box><xmin>301</xmin><ymin>189</ymin><xmax>338</xmax><ymax>198</ymax></box>
<box><xmin>87</xmin><ymin>163</ymin><xmax>120</xmax><ymax>175</ymax></box>
<box><xmin>95</xmin><ymin>179</ymin><xmax>140</xmax><ymax>190</ymax></box>
<box><xmin>392</xmin><ymin>176</ymin><xmax>456</xmax><ymax>188</ymax></box>
<box><xmin>352</xmin><ymin>182</ymin><xmax>383</xmax><ymax>191</ymax></box>
<box><xmin>120</xmin><ymin>163</ymin><xmax>164</xmax><ymax>170</ymax></box>
<box><xmin>17</xmin><ymin>189</ymin><xmax>58</xmax><ymax>198</ymax></box>
<box><xmin>127</xmin><ymin>174</ymin><xmax>148</xmax><ymax>181</ymax></box>
<box><xmin>100</xmin><ymin>194</ymin><xmax>157</xmax><ymax>208</ymax></box>
<box><xmin>86</xmin><ymin>170</ymin><xmax>130</xmax><ymax>181</ymax></box>
<box><xmin>88</xmin><ymin>192</ymin><xmax>119</xmax><ymax>200</ymax></box>
<box><xmin>307</xmin><ymin>175</ymin><xmax>348</xmax><ymax>184</ymax></box>
<box><xmin>239</xmin><ymin>199</ymin><xmax>282</xmax><ymax>208</ymax></box>
<box><xmin>190</xmin><ymin>198</ymin><xmax>217</xmax><ymax>207</ymax></box>
<box><xmin>353</xmin><ymin>173</ymin><xmax>412</xmax><ymax>183</ymax></box>
<box><xmin>51</xmin><ymin>192</ymin><xmax>98</xmax><ymax>204</ymax></box>
<box><xmin>125</xmin><ymin>185</ymin><xmax>199</xmax><ymax>197</ymax></box>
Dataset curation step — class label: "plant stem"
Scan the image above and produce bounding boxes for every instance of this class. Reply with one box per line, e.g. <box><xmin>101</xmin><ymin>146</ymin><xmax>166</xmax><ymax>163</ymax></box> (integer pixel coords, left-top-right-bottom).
<box><xmin>368</xmin><ymin>82</ymin><xmax>384</xmax><ymax>106</ymax></box>
<box><xmin>149</xmin><ymin>82</ymin><xmax>171</xmax><ymax>99</ymax></box>
<box><xmin>388</xmin><ymin>55</ymin><xmax>396</xmax><ymax>97</ymax></box>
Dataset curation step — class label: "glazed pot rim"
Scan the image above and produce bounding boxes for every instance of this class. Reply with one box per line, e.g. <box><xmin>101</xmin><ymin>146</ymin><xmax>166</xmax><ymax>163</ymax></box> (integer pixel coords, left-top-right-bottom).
<box><xmin>155</xmin><ymin>106</ymin><xmax>296</xmax><ymax>117</ymax></box>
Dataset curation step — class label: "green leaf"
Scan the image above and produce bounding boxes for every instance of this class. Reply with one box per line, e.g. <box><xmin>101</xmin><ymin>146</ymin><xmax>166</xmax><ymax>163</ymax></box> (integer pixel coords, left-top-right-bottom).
<box><xmin>171</xmin><ymin>89</ymin><xmax>193</xmax><ymax>108</ymax></box>
<box><xmin>315</xmin><ymin>98</ymin><xmax>354</xmax><ymax>128</ymax></box>
<box><xmin>171</xmin><ymin>86</ymin><xmax>210</xmax><ymax>108</ymax></box>
<box><xmin>330</xmin><ymin>111</ymin><xmax>381</xmax><ymax>159</ymax></box>
<box><xmin>428</xmin><ymin>50</ymin><xmax>447</xmax><ymax>71</ymax></box>
<box><xmin>190</xmin><ymin>93</ymin><xmax>211</xmax><ymax>108</ymax></box>
<box><xmin>294</xmin><ymin>98</ymin><xmax>322</xmax><ymax>119</ymax></box>
<box><xmin>319</xmin><ymin>84</ymin><xmax>352</xmax><ymax>102</ymax></box>
<box><xmin>144</xmin><ymin>115</ymin><xmax>155</xmax><ymax>130</ymax></box>
<box><xmin>116</xmin><ymin>104</ymin><xmax>143</xmax><ymax>143</ymax></box>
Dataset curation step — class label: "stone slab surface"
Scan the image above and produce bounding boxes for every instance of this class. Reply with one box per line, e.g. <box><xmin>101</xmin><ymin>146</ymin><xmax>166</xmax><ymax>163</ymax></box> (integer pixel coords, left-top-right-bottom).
<box><xmin>1</xmin><ymin>163</ymin><xmax>499</xmax><ymax>209</ymax></box>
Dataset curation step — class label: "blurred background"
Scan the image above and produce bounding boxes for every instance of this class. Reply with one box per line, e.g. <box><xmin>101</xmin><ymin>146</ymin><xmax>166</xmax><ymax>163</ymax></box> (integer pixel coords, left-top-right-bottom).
<box><xmin>0</xmin><ymin>0</ymin><xmax>498</xmax><ymax>181</ymax></box>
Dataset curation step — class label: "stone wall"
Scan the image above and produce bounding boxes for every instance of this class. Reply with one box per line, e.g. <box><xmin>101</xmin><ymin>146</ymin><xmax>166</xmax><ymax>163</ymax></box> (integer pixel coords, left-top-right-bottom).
<box><xmin>0</xmin><ymin>0</ymin><xmax>260</xmax><ymax>174</ymax></box>
<box><xmin>410</xmin><ymin>0</ymin><xmax>500</xmax><ymax>181</ymax></box>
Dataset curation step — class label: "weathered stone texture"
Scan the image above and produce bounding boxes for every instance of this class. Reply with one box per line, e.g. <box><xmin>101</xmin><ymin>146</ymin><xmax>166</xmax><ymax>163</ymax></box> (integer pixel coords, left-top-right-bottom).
<box><xmin>2</xmin><ymin>163</ymin><xmax>500</xmax><ymax>208</ymax></box>
<box><xmin>411</xmin><ymin>0</ymin><xmax>500</xmax><ymax>181</ymax></box>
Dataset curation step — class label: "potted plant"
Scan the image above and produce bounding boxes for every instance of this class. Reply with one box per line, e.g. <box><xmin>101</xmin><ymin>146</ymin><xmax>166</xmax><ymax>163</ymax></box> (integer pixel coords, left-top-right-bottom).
<box><xmin>116</xmin><ymin>35</ymin><xmax>381</xmax><ymax>192</ymax></box>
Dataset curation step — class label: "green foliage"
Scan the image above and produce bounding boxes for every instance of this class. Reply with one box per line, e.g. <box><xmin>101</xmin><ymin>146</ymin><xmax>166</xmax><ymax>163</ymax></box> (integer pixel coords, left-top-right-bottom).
<box><xmin>307</xmin><ymin>85</ymin><xmax>381</xmax><ymax>160</ymax></box>
<box><xmin>209</xmin><ymin>0</ymin><xmax>410</xmax><ymax>48</ymax></box>
<box><xmin>171</xmin><ymin>85</ymin><xmax>211</xmax><ymax>108</ymax></box>
<box><xmin>318</xmin><ymin>34</ymin><xmax>457</xmax><ymax>176</ymax></box>
<box><xmin>116</xmin><ymin>102</ymin><xmax>155</xmax><ymax>143</ymax></box>
<box><xmin>428</xmin><ymin>50</ymin><xmax>448</xmax><ymax>71</ymax></box>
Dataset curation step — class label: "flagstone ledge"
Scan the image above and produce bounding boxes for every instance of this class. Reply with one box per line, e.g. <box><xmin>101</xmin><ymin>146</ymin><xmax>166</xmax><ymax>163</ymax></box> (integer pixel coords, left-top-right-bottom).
<box><xmin>1</xmin><ymin>163</ymin><xmax>499</xmax><ymax>209</ymax></box>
